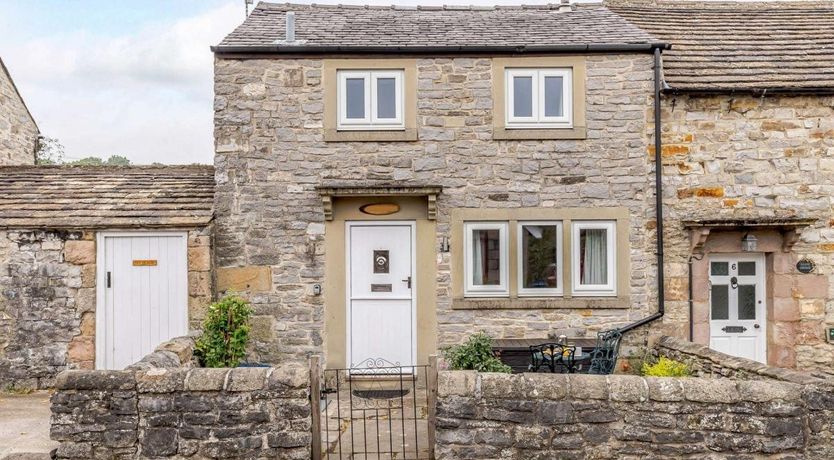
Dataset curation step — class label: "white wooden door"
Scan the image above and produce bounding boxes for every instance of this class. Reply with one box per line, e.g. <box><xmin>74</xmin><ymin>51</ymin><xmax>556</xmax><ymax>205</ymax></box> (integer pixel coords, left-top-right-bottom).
<box><xmin>709</xmin><ymin>254</ymin><xmax>766</xmax><ymax>363</ymax></box>
<box><xmin>96</xmin><ymin>233</ymin><xmax>188</xmax><ymax>370</ymax></box>
<box><xmin>347</xmin><ymin>222</ymin><xmax>415</xmax><ymax>371</ymax></box>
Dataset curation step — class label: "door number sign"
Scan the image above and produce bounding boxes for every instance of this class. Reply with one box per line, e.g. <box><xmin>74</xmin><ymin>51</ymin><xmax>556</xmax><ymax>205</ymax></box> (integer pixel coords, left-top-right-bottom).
<box><xmin>373</xmin><ymin>250</ymin><xmax>389</xmax><ymax>273</ymax></box>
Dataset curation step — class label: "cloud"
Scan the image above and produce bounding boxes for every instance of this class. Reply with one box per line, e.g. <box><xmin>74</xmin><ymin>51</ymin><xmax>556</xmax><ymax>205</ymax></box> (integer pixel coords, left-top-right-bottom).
<box><xmin>4</xmin><ymin>2</ymin><xmax>243</xmax><ymax>164</ymax></box>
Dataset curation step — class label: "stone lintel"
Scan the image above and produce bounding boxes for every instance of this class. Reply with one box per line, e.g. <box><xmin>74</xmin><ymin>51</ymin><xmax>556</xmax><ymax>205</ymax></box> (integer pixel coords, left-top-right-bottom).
<box><xmin>316</xmin><ymin>184</ymin><xmax>443</xmax><ymax>221</ymax></box>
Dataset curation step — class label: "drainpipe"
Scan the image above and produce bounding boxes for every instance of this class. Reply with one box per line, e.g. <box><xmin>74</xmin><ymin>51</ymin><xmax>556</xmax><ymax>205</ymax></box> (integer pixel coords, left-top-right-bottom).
<box><xmin>618</xmin><ymin>47</ymin><xmax>665</xmax><ymax>334</ymax></box>
<box><xmin>687</xmin><ymin>254</ymin><xmax>703</xmax><ymax>341</ymax></box>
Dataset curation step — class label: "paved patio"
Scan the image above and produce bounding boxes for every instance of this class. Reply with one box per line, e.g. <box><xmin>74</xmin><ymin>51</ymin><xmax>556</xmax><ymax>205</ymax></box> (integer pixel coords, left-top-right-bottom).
<box><xmin>0</xmin><ymin>391</ymin><xmax>57</xmax><ymax>460</ymax></box>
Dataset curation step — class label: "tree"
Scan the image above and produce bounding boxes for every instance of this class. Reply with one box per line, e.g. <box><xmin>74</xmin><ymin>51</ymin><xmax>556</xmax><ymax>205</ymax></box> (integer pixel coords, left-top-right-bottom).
<box><xmin>35</xmin><ymin>136</ymin><xmax>65</xmax><ymax>165</ymax></box>
<box><xmin>68</xmin><ymin>155</ymin><xmax>132</xmax><ymax>166</ymax></box>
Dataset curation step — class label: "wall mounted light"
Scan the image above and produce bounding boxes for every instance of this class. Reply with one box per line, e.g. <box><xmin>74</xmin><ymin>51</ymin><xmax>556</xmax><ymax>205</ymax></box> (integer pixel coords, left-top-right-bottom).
<box><xmin>741</xmin><ymin>233</ymin><xmax>758</xmax><ymax>252</ymax></box>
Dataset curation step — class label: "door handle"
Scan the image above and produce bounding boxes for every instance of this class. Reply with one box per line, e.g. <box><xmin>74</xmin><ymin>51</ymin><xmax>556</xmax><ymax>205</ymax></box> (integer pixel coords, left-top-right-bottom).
<box><xmin>402</xmin><ymin>276</ymin><xmax>412</xmax><ymax>289</ymax></box>
<box><xmin>754</xmin><ymin>324</ymin><xmax>760</xmax><ymax>329</ymax></box>
<box><xmin>106</xmin><ymin>272</ymin><xmax>112</xmax><ymax>288</ymax></box>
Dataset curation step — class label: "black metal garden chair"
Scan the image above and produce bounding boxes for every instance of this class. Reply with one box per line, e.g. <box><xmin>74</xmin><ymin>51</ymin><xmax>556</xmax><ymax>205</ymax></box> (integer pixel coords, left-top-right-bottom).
<box><xmin>528</xmin><ymin>343</ymin><xmax>577</xmax><ymax>373</ymax></box>
<box><xmin>586</xmin><ymin>329</ymin><xmax>623</xmax><ymax>375</ymax></box>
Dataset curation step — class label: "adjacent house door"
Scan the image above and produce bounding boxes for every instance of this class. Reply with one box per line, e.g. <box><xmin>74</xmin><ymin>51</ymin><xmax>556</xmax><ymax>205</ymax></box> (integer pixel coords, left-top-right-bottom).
<box><xmin>347</xmin><ymin>222</ymin><xmax>415</xmax><ymax>371</ymax></box>
<box><xmin>96</xmin><ymin>232</ymin><xmax>188</xmax><ymax>370</ymax></box>
<box><xmin>708</xmin><ymin>254</ymin><xmax>766</xmax><ymax>363</ymax></box>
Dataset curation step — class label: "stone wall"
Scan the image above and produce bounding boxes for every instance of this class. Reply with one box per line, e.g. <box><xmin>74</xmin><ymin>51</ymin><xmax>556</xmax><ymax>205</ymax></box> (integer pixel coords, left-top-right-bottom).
<box><xmin>213</xmin><ymin>54</ymin><xmax>658</xmax><ymax>364</ymax></box>
<box><xmin>658</xmin><ymin>94</ymin><xmax>834</xmax><ymax>374</ymax></box>
<box><xmin>436</xmin><ymin>370</ymin><xmax>834</xmax><ymax>459</ymax></box>
<box><xmin>0</xmin><ymin>230</ymin><xmax>95</xmax><ymax>389</ymax></box>
<box><xmin>655</xmin><ymin>335</ymin><xmax>833</xmax><ymax>386</ymax></box>
<box><xmin>0</xmin><ymin>60</ymin><xmax>37</xmax><ymax>165</ymax></box>
<box><xmin>50</xmin><ymin>365</ymin><xmax>311</xmax><ymax>459</ymax></box>
<box><xmin>0</xmin><ymin>227</ymin><xmax>213</xmax><ymax>389</ymax></box>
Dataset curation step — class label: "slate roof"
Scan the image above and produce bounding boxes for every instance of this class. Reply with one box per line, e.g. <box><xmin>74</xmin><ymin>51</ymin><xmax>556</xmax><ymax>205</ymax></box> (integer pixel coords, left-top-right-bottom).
<box><xmin>609</xmin><ymin>1</ymin><xmax>834</xmax><ymax>92</ymax></box>
<box><xmin>0</xmin><ymin>166</ymin><xmax>215</xmax><ymax>229</ymax></box>
<box><xmin>214</xmin><ymin>2</ymin><xmax>664</xmax><ymax>53</ymax></box>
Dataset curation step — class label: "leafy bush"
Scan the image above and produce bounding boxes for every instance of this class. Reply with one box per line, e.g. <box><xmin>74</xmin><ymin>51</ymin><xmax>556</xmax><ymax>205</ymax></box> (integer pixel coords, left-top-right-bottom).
<box><xmin>442</xmin><ymin>331</ymin><xmax>512</xmax><ymax>373</ymax></box>
<box><xmin>641</xmin><ymin>356</ymin><xmax>691</xmax><ymax>377</ymax></box>
<box><xmin>195</xmin><ymin>295</ymin><xmax>253</xmax><ymax>368</ymax></box>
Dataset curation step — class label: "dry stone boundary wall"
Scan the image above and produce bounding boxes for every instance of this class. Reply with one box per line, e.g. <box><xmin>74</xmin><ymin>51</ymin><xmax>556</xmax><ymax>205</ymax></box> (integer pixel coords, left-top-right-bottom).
<box><xmin>50</xmin><ymin>336</ymin><xmax>312</xmax><ymax>459</ymax></box>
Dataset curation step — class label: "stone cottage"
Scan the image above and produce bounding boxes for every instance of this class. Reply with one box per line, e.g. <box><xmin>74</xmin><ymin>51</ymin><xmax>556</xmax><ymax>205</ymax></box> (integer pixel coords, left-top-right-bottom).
<box><xmin>213</xmin><ymin>0</ymin><xmax>834</xmax><ymax>376</ymax></box>
<box><xmin>612</xmin><ymin>0</ymin><xmax>834</xmax><ymax>375</ymax></box>
<box><xmin>212</xmin><ymin>2</ymin><xmax>667</xmax><ymax>371</ymax></box>
<box><xmin>0</xmin><ymin>166</ymin><xmax>214</xmax><ymax>389</ymax></box>
<box><xmin>0</xmin><ymin>56</ymin><xmax>38</xmax><ymax>165</ymax></box>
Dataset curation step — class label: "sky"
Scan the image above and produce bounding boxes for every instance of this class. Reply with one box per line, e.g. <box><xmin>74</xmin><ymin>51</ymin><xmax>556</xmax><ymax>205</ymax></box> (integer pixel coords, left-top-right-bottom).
<box><xmin>0</xmin><ymin>0</ymin><xmax>587</xmax><ymax>164</ymax></box>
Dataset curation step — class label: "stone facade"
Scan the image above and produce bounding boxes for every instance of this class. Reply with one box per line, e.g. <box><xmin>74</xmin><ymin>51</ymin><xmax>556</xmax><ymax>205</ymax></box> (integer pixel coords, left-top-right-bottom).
<box><xmin>50</xmin><ymin>365</ymin><xmax>311</xmax><ymax>459</ymax></box>
<box><xmin>659</xmin><ymin>94</ymin><xmax>834</xmax><ymax>375</ymax></box>
<box><xmin>213</xmin><ymin>54</ymin><xmax>659</xmax><ymax>364</ymax></box>
<box><xmin>0</xmin><ymin>59</ymin><xmax>37</xmax><ymax>165</ymax></box>
<box><xmin>0</xmin><ymin>227</ymin><xmax>213</xmax><ymax>390</ymax></box>
<box><xmin>436</xmin><ymin>370</ymin><xmax>834</xmax><ymax>459</ymax></box>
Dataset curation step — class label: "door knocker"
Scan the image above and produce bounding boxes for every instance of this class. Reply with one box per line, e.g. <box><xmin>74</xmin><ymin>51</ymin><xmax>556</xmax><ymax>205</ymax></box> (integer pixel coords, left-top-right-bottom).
<box><xmin>373</xmin><ymin>250</ymin><xmax>389</xmax><ymax>274</ymax></box>
<box><xmin>730</xmin><ymin>276</ymin><xmax>738</xmax><ymax>289</ymax></box>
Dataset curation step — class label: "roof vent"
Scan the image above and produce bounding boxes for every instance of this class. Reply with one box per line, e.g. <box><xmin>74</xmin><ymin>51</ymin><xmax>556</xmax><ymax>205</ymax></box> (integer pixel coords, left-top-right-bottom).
<box><xmin>286</xmin><ymin>12</ymin><xmax>296</xmax><ymax>42</ymax></box>
<box><xmin>558</xmin><ymin>0</ymin><xmax>572</xmax><ymax>13</ymax></box>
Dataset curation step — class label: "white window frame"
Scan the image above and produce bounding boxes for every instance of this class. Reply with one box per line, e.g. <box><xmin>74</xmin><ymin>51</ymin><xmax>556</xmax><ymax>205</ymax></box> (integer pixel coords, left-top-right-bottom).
<box><xmin>464</xmin><ymin>222</ymin><xmax>509</xmax><ymax>297</ymax></box>
<box><xmin>517</xmin><ymin>221</ymin><xmax>563</xmax><ymax>297</ymax></box>
<box><xmin>338</xmin><ymin>70</ymin><xmax>404</xmax><ymax>130</ymax></box>
<box><xmin>506</xmin><ymin>68</ymin><xmax>573</xmax><ymax>129</ymax></box>
<box><xmin>572</xmin><ymin>221</ymin><xmax>616</xmax><ymax>297</ymax></box>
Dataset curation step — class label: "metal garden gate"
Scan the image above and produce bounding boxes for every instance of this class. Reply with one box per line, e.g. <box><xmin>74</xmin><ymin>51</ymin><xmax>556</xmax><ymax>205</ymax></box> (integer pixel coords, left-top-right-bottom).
<box><xmin>311</xmin><ymin>357</ymin><xmax>437</xmax><ymax>459</ymax></box>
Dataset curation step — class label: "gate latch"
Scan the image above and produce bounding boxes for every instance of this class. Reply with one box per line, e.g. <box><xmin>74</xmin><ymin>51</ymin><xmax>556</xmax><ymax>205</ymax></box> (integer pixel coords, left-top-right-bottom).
<box><xmin>722</xmin><ymin>325</ymin><xmax>747</xmax><ymax>333</ymax></box>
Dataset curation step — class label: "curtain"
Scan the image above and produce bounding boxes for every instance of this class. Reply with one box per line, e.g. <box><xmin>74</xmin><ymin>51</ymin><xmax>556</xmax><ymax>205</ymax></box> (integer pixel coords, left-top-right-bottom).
<box><xmin>582</xmin><ymin>229</ymin><xmax>607</xmax><ymax>285</ymax></box>
<box><xmin>472</xmin><ymin>230</ymin><xmax>484</xmax><ymax>285</ymax></box>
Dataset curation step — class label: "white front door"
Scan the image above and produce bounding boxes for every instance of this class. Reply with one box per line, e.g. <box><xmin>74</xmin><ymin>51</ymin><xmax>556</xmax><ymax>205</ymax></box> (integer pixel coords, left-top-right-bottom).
<box><xmin>96</xmin><ymin>233</ymin><xmax>189</xmax><ymax>370</ymax></box>
<box><xmin>709</xmin><ymin>254</ymin><xmax>766</xmax><ymax>363</ymax></box>
<box><xmin>347</xmin><ymin>222</ymin><xmax>415</xmax><ymax>370</ymax></box>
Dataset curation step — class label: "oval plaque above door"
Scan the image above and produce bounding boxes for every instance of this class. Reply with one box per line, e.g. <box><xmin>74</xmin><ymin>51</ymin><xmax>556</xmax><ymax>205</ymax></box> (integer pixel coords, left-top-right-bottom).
<box><xmin>359</xmin><ymin>203</ymin><xmax>400</xmax><ymax>216</ymax></box>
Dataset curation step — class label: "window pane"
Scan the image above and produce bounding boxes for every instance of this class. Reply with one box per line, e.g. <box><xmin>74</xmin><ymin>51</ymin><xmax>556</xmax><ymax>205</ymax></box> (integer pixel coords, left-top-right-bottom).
<box><xmin>711</xmin><ymin>262</ymin><xmax>729</xmax><ymax>276</ymax></box>
<box><xmin>711</xmin><ymin>285</ymin><xmax>729</xmax><ymax>320</ymax></box>
<box><xmin>579</xmin><ymin>228</ymin><xmax>608</xmax><ymax>285</ymax></box>
<box><xmin>345</xmin><ymin>78</ymin><xmax>365</xmax><ymax>119</ymax></box>
<box><xmin>471</xmin><ymin>229</ymin><xmax>501</xmax><ymax>286</ymax></box>
<box><xmin>738</xmin><ymin>285</ymin><xmax>756</xmax><ymax>320</ymax></box>
<box><xmin>376</xmin><ymin>77</ymin><xmax>396</xmax><ymax>119</ymax></box>
<box><xmin>543</xmin><ymin>76</ymin><xmax>564</xmax><ymax>117</ymax></box>
<box><xmin>513</xmin><ymin>76</ymin><xmax>533</xmax><ymax>117</ymax></box>
<box><xmin>521</xmin><ymin>225</ymin><xmax>559</xmax><ymax>289</ymax></box>
<box><xmin>738</xmin><ymin>262</ymin><xmax>756</xmax><ymax>276</ymax></box>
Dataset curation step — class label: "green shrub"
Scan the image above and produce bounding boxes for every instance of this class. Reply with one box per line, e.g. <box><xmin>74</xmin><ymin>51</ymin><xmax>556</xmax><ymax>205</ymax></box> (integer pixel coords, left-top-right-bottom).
<box><xmin>442</xmin><ymin>331</ymin><xmax>512</xmax><ymax>373</ymax></box>
<box><xmin>641</xmin><ymin>356</ymin><xmax>691</xmax><ymax>377</ymax></box>
<box><xmin>195</xmin><ymin>295</ymin><xmax>253</xmax><ymax>368</ymax></box>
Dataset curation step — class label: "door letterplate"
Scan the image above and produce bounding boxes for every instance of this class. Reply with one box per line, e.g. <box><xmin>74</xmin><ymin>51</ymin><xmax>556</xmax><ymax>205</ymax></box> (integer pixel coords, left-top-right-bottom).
<box><xmin>722</xmin><ymin>326</ymin><xmax>747</xmax><ymax>333</ymax></box>
<box><xmin>371</xmin><ymin>284</ymin><xmax>392</xmax><ymax>293</ymax></box>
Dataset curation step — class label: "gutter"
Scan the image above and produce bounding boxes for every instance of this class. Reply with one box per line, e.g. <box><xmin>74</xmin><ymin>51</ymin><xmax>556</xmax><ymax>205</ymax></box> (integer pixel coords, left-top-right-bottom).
<box><xmin>211</xmin><ymin>42</ymin><xmax>670</xmax><ymax>55</ymax></box>
<box><xmin>618</xmin><ymin>47</ymin><xmax>665</xmax><ymax>335</ymax></box>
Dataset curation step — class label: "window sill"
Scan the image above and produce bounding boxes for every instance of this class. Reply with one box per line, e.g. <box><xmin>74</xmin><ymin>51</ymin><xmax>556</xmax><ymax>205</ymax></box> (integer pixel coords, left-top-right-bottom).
<box><xmin>451</xmin><ymin>296</ymin><xmax>629</xmax><ymax>310</ymax></box>
<box><xmin>324</xmin><ymin>128</ymin><xmax>417</xmax><ymax>142</ymax></box>
<box><xmin>493</xmin><ymin>126</ymin><xmax>587</xmax><ymax>141</ymax></box>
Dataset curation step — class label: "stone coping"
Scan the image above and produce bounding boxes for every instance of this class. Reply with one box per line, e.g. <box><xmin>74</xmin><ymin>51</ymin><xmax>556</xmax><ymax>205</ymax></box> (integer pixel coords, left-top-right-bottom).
<box><xmin>55</xmin><ymin>364</ymin><xmax>309</xmax><ymax>393</ymax></box>
<box><xmin>126</xmin><ymin>333</ymin><xmax>199</xmax><ymax>371</ymax></box>
<box><xmin>437</xmin><ymin>371</ymin><xmax>816</xmax><ymax>405</ymax></box>
<box><xmin>655</xmin><ymin>336</ymin><xmax>832</xmax><ymax>388</ymax></box>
